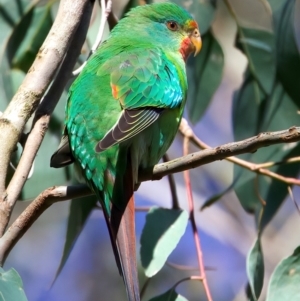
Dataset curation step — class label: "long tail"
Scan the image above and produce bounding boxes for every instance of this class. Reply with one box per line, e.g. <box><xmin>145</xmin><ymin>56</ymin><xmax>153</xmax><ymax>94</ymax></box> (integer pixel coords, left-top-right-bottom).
<box><xmin>111</xmin><ymin>194</ymin><xmax>140</xmax><ymax>301</ymax></box>
<box><xmin>99</xmin><ymin>155</ymin><xmax>140</xmax><ymax>301</ymax></box>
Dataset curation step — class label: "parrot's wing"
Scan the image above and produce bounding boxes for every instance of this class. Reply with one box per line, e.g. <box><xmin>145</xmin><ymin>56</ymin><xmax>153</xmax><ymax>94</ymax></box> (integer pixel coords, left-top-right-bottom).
<box><xmin>95</xmin><ymin>107</ymin><xmax>163</xmax><ymax>152</ymax></box>
<box><xmin>95</xmin><ymin>48</ymin><xmax>184</xmax><ymax>152</ymax></box>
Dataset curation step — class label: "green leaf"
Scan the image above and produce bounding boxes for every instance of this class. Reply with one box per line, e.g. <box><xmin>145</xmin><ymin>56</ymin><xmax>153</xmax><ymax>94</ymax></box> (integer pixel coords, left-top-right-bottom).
<box><xmin>0</xmin><ymin>0</ymin><xmax>31</xmax><ymax>106</ymax></box>
<box><xmin>275</xmin><ymin>0</ymin><xmax>300</xmax><ymax>107</ymax></box>
<box><xmin>266</xmin><ymin>246</ymin><xmax>300</xmax><ymax>301</ymax></box>
<box><xmin>6</xmin><ymin>2</ymin><xmax>53</xmax><ymax>72</ymax></box>
<box><xmin>54</xmin><ymin>195</ymin><xmax>97</xmax><ymax>280</ymax></box>
<box><xmin>0</xmin><ymin>268</ymin><xmax>28</xmax><ymax>301</ymax></box>
<box><xmin>148</xmin><ymin>289</ymin><xmax>188</xmax><ymax>301</ymax></box>
<box><xmin>246</xmin><ymin>237</ymin><xmax>264</xmax><ymax>301</ymax></box>
<box><xmin>0</xmin><ymin>0</ymin><xmax>30</xmax><ymax>41</ymax></box>
<box><xmin>140</xmin><ymin>207</ymin><xmax>189</xmax><ymax>277</ymax></box>
<box><xmin>236</xmin><ymin>27</ymin><xmax>275</xmax><ymax>95</ymax></box>
<box><xmin>233</xmin><ymin>78</ymin><xmax>300</xmax><ymax>219</ymax></box>
<box><xmin>260</xmin><ymin>143</ymin><xmax>300</xmax><ymax>229</ymax></box>
<box><xmin>187</xmin><ymin>30</ymin><xmax>224</xmax><ymax>124</ymax></box>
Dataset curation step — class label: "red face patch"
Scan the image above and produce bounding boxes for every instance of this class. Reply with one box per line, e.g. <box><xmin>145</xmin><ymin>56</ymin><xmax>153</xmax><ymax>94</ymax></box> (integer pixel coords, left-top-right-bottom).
<box><xmin>179</xmin><ymin>37</ymin><xmax>192</xmax><ymax>61</ymax></box>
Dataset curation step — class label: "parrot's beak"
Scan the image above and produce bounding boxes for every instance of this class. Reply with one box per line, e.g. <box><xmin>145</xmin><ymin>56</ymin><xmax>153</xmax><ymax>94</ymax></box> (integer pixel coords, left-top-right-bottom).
<box><xmin>190</xmin><ymin>28</ymin><xmax>202</xmax><ymax>56</ymax></box>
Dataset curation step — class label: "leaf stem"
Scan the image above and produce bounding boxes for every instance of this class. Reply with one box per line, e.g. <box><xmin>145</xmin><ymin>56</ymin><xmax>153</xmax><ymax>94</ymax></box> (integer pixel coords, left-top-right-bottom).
<box><xmin>72</xmin><ymin>0</ymin><xmax>112</xmax><ymax>76</ymax></box>
<box><xmin>183</xmin><ymin>136</ymin><xmax>213</xmax><ymax>301</ymax></box>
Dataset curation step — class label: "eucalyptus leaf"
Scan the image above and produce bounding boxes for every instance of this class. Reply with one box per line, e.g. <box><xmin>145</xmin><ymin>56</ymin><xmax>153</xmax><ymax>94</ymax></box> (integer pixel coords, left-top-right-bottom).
<box><xmin>140</xmin><ymin>207</ymin><xmax>189</xmax><ymax>277</ymax></box>
<box><xmin>0</xmin><ymin>0</ymin><xmax>30</xmax><ymax>42</ymax></box>
<box><xmin>266</xmin><ymin>246</ymin><xmax>300</xmax><ymax>301</ymax></box>
<box><xmin>5</xmin><ymin>1</ymin><xmax>53</xmax><ymax>73</ymax></box>
<box><xmin>274</xmin><ymin>0</ymin><xmax>300</xmax><ymax>107</ymax></box>
<box><xmin>236</xmin><ymin>27</ymin><xmax>275</xmax><ymax>95</ymax></box>
<box><xmin>54</xmin><ymin>195</ymin><xmax>97</xmax><ymax>282</ymax></box>
<box><xmin>246</xmin><ymin>237</ymin><xmax>264</xmax><ymax>301</ymax></box>
<box><xmin>233</xmin><ymin>78</ymin><xmax>300</xmax><ymax>219</ymax></box>
<box><xmin>187</xmin><ymin>30</ymin><xmax>224</xmax><ymax>124</ymax></box>
<box><xmin>0</xmin><ymin>0</ymin><xmax>31</xmax><ymax>106</ymax></box>
<box><xmin>0</xmin><ymin>268</ymin><xmax>28</xmax><ymax>301</ymax></box>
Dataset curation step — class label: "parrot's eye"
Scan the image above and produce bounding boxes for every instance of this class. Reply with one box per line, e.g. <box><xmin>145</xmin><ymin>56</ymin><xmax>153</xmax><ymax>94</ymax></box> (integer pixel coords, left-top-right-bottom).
<box><xmin>166</xmin><ymin>21</ymin><xmax>179</xmax><ymax>31</ymax></box>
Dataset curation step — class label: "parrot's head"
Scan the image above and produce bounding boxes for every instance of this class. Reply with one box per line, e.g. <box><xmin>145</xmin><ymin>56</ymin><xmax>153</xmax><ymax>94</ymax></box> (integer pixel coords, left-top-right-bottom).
<box><xmin>113</xmin><ymin>2</ymin><xmax>202</xmax><ymax>61</ymax></box>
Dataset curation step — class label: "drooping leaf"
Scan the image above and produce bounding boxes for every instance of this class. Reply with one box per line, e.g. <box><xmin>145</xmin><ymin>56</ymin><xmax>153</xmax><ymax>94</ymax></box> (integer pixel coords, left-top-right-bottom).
<box><xmin>0</xmin><ymin>0</ymin><xmax>31</xmax><ymax>107</ymax></box>
<box><xmin>246</xmin><ymin>237</ymin><xmax>264</xmax><ymax>301</ymax></box>
<box><xmin>260</xmin><ymin>143</ymin><xmax>300</xmax><ymax>230</ymax></box>
<box><xmin>148</xmin><ymin>289</ymin><xmax>188</xmax><ymax>301</ymax></box>
<box><xmin>233</xmin><ymin>78</ymin><xmax>300</xmax><ymax>219</ymax></box>
<box><xmin>236</xmin><ymin>27</ymin><xmax>275</xmax><ymax>95</ymax></box>
<box><xmin>140</xmin><ymin>207</ymin><xmax>189</xmax><ymax>277</ymax></box>
<box><xmin>266</xmin><ymin>246</ymin><xmax>300</xmax><ymax>301</ymax></box>
<box><xmin>0</xmin><ymin>0</ymin><xmax>30</xmax><ymax>41</ymax></box>
<box><xmin>274</xmin><ymin>0</ymin><xmax>300</xmax><ymax>107</ymax></box>
<box><xmin>187</xmin><ymin>30</ymin><xmax>224</xmax><ymax>124</ymax></box>
<box><xmin>54</xmin><ymin>195</ymin><xmax>97</xmax><ymax>281</ymax></box>
<box><xmin>5</xmin><ymin>1</ymin><xmax>53</xmax><ymax>73</ymax></box>
<box><xmin>0</xmin><ymin>268</ymin><xmax>28</xmax><ymax>301</ymax></box>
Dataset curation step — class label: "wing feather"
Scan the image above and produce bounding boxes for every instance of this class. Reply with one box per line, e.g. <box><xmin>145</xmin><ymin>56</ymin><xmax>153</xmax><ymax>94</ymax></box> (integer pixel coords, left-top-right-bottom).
<box><xmin>95</xmin><ymin>108</ymin><xmax>163</xmax><ymax>152</ymax></box>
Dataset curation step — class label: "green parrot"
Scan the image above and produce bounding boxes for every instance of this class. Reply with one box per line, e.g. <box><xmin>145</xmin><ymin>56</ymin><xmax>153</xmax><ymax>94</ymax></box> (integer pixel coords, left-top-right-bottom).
<box><xmin>51</xmin><ymin>2</ymin><xmax>201</xmax><ymax>301</ymax></box>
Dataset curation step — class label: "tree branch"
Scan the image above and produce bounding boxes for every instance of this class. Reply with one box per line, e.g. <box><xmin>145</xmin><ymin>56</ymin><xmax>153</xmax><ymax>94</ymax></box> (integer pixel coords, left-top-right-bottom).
<box><xmin>0</xmin><ymin>185</ymin><xmax>92</xmax><ymax>266</ymax></box>
<box><xmin>2</xmin><ymin>122</ymin><xmax>300</xmax><ymax>265</ymax></box>
<box><xmin>0</xmin><ymin>0</ymin><xmax>91</xmax><ymax>196</ymax></box>
<box><xmin>178</xmin><ymin>119</ymin><xmax>300</xmax><ymax>186</ymax></box>
<box><xmin>140</xmin><ymin>125</ymin><xmax>300</xmax><ymax>182</ymax></box>
<box><xmin>0</xmin><ymin>0</ymin><xmax>93</xmax><ymax>235</ymax></box>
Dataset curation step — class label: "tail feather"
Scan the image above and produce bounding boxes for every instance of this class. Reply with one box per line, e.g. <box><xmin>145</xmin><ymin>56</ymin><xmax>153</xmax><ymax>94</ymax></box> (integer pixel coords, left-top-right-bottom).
<box><xmin>111</xmin><ymin>194</ymin><xmax>140</xmax><ymax>301</ymax></box>
<box><xmin>96</xmin><ymin>153</ymin><xmax>140</xmax><ymax>301</ymax></box>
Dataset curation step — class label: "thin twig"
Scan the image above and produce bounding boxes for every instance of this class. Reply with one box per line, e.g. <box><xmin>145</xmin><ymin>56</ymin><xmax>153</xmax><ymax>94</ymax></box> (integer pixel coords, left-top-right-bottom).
<box><xmin>169</xmin><ymin>119</ymin><xmax>300</xmax><ymax>186</ymax></box>
<box><xmin>73</xmin><ymin>0</ymin><xmax>112</xmax><ymax>75</ymax></box>
<box><xmin>163</xmin><ymin>154</ymin><xmax>180</xmax><ymax>209</ymax></box>
<box><xmin>0</xmin><ymin>185</ymin><xmax>92</xmax><ymax>266</ymax></box>
<box><xmin>166</xmin><ymin>261</ymin><xmax>216</xmax><ymax>271</ymax></box>
<box><xmin>183</xmin><ymin>136</ymin><xmax>213</xmax><ymax>301</ymax></box>
<box><xmin>252</xmin><ymin>156</ymin><xmax>300</xmax><ymax>170</ymax></box>
<box><xmin>287</xmin><ymin>186</ymin><xmax>300</xmax><ymax>216</ymax></box>
<box><xmin>166</xmin><ymin>261</ymin><xmax>198</xmax><ymax>271</ymax></box>
<box><xmin>254</xmin><ymin>174</ymin><xmax>267</xmax><ymax>206</ymax></box>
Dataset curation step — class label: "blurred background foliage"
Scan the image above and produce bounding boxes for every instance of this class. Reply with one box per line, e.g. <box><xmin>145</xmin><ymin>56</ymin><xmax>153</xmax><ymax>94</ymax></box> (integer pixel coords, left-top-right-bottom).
<box><xmin>0</xmin><ymin>0</ymin><xmax>300</xmax><ymax>300</ymax></box>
